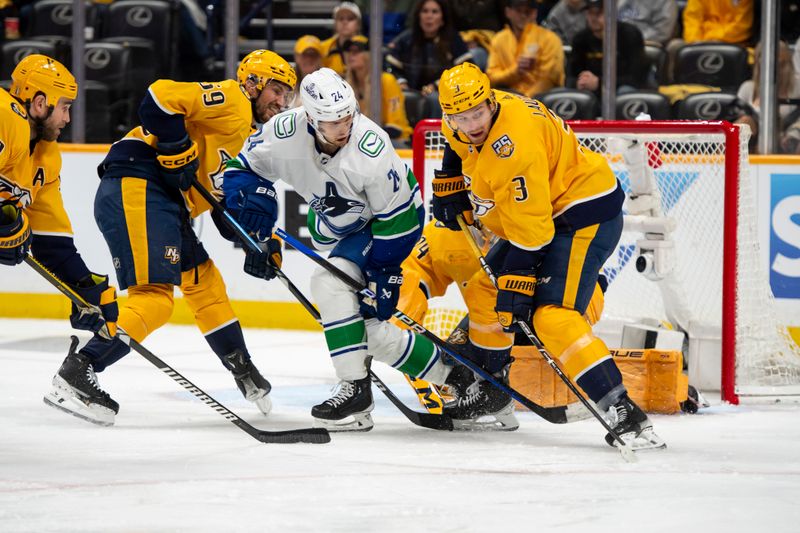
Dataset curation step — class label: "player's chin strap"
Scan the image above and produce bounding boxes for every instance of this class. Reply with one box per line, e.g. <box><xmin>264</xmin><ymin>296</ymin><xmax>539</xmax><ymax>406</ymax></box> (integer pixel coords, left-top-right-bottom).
<box><xmin>455</xmin><ymin>216</ymin><xmax>638</xmax><ymax>462</ymax></box>
<box><xmin>189</xmin><ymin>177</ymin><xmax>454</xmax><ymax>431</ymax></box>
<box><xmin>23</xmin><ymin>253</ymin><xmax>329</xmax><ymax>444</ymax></box>
<box><xmin>273</xmin><ymin>225</ymin><xmax>596</xmax><ymax>428</ymax></box>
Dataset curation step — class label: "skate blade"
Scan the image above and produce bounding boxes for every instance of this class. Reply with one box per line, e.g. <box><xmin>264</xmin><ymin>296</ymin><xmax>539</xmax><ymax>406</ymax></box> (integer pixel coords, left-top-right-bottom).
<box><xmin>450</xmin><ymin>404</ymin><xmax>519</xmax><ymax>432</ymax></box>
<box><xmin>43</xmin><ymin>388</ymin><xmax>115</xmax><ymax>427</ymax></box>
<box><xmin>610</xmin><ymin>427</ymin><xmax>667</xmax><ymax>452</ymax></box>
<box><xmin>313</xmin><ymin>412</ymin><xmax>374</xmax><ymax>432</ymax></box>
<box><xmin>252</xmin><ymin>394</ymin><xmax>272</xmax><ymax>416</ymax></box>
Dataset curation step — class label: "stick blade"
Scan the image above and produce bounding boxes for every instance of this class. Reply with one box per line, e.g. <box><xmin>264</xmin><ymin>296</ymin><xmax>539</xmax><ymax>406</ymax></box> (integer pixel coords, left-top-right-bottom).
<box><xmin>254</xmin><ymin>428</ymin><xmax>331</xmax><ymax>444</ymax></box>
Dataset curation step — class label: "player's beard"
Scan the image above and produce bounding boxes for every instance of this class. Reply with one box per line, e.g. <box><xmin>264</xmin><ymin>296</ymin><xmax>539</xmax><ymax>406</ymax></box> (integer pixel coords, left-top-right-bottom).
<box><xmin>39</xmin><ymin>115</ymin><xmax>66</xmax><ymax>142</ymax></box>
<box><xmin>254</xmin><ymin>99</ymin><xmax>284</xmax><ymax>124</ymax></box>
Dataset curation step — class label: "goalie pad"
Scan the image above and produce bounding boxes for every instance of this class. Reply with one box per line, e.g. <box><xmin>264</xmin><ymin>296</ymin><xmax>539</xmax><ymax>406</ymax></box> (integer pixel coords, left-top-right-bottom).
<box><xmin>510</xmin><ymin>346</ymin><xmax>690</xmax><ymax>414</ymax></box>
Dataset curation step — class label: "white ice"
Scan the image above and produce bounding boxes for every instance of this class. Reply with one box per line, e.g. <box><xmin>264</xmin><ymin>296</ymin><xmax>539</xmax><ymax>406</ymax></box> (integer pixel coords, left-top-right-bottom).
<box><xmin>1</xmin><ymin>318</ymin><xmax>799</xmax><ymax>533</ymax></box>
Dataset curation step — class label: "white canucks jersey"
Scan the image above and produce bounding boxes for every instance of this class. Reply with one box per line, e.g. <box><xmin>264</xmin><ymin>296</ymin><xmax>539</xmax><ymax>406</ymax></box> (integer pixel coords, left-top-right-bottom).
<box><xmin>235</xmin><ymin>109</ymin><xmax>423</xmax><ymax>251</ymax></box>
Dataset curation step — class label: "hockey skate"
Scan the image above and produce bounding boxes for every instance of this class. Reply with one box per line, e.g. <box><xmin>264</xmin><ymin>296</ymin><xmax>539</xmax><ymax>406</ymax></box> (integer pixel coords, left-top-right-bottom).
<box><xmin>604</xmin><ymin>394</ymin><xmax>666</xmax><ymax>451</ymax></box>
<box><xmin>224</xmin><ymin>350</ymin><xmax>272</xmax><ymax>416</ymax></box>
<box><xmin>311</xmin><ymin>375</ymin><xmax>374</xmax><ymax>432</ymax></box>
<box><xmin>43</xmin><ymin>336</ymin><xmax>119</xmax><ymax>426</ymax></box>
<box><xmin>443</xmin><ymin>364</ymin><xmax>519</xmax><ymax>431</ymax></box>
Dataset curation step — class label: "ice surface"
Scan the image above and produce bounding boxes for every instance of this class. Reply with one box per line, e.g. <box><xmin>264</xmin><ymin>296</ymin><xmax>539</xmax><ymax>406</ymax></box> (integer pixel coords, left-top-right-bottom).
<box><xmin>1</xmin><ymin>319</ymin><xmax>799</xmax><ymax>532</ymax></box>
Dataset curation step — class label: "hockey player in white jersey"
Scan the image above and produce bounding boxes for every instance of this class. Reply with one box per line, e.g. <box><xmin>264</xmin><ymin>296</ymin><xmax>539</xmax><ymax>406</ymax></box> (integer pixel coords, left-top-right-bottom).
<box><xmin>222</xmin><ymin>68</ymin><xmax>455</xmax><ymax>431</ymax></box>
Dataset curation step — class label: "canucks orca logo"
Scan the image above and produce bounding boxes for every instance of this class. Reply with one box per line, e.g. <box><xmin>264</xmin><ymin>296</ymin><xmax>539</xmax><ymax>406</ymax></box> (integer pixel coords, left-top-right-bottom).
<box><xmin>309</xmin><ymin>182</ymin><xmax>366</xmax><ymax>218</ymax></box>
<box><xmin>0</xmin><ymin>175</ymin><xmax>33</xmax><ymax>208</ymax></box>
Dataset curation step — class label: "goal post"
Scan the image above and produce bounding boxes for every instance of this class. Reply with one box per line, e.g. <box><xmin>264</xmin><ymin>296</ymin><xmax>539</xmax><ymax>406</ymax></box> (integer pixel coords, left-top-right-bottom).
<box><xmin>411</xmin><ymin>118</ymin><xmax>800</xmax><ymax>404</ymax></box>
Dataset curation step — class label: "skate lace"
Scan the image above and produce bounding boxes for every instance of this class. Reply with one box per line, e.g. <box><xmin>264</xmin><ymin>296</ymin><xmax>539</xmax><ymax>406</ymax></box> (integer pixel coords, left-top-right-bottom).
<box><xmin>456</xmin><ymin>383</ymin><xmax>484</xmax><ymax>408</ymax></box>
<box><xmin>609</xmin><ymin>404</ymin><xmax>628</xmax><ymax>428</ymax></box>
<box><xmin>86</xmin><ymin>365</ymin><xmax>110</xmax><ymax>399</ymax></box>
<box><xmin>325</xmin><ymin>381</ymin><xmax>356</xmax><ymax>408</ymax></box>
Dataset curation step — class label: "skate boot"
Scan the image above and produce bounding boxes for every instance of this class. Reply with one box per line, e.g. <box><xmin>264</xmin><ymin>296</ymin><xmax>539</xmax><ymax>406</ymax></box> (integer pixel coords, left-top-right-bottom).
<box><xmin>443</xmin><ymin>364</ymin><xmax>519</xmax><ymax>431</ymax></box>
<box><xmin>224</xmin><ymin>350</ymin><xmax>272</xmax><ymax>416</ymax></box>
<box><xmin>604</xmin><ymin>394</ymin><xmax>666</xmax><ymax>451</ymax></box>
<box><xmin>441</xmin><ymin>363</ymin><xmax>476</xmax><ymax>401</ymax></box>
<box><xmin>311</xmin><ymin>375</ymin><xmax>374</xmax><ymax>432</ymax></box>
<box><xmin>43</xmin><ymin>336</ymin><xmax>119</xmax><ymax>426</ymax></box>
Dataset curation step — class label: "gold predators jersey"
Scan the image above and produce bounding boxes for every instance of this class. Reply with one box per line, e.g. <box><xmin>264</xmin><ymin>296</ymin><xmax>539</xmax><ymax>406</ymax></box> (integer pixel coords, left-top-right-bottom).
<box><xmin>401</xmin><ymin>220</ymin><xmax>482</xmax><ymax>302</ymax></box>
<box><xmin>0</xmin><ymin>88</ymin><xmax>74</xmax><ymax>235</ymax></box>
<box><xmin>441</xmin><ymin>90</ymin><xmax>622</xmax><ymax>251</ymax></box>
<box><xmin>114</xmin><ymin>79</ymin><xmax>254</xmax><ymax>218</ymax></box>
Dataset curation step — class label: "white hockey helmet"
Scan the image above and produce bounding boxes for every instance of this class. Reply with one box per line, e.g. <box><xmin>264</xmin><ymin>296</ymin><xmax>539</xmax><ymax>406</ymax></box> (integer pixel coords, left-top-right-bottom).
<box><xmin>300</xmin><ymin>67</ymin><xmax>359</xmax><ymax>132</ymax></box>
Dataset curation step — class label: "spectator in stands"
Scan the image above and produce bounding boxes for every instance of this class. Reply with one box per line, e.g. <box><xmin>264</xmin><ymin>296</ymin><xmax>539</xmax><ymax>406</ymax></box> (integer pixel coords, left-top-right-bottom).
<box><xmin>486</xmin><ymin>0</ymin><xmax>565</xmax><ymax>97</ymax></box>
<box><xmin>343</xmin><ymin>35</ymin><xmax>412</xmax><ymax>145</ymax></box>
<box><xmin>321</xmin><ymin>2</ymin><xmax>363</xmax><ymax>76</ymax></box>
<box><xmin>682</xmin><ymin>0</ymin><xmax>753</xmax><ymax>45</ymax></box>
<box><xmin>386</xmin><ymin>0</ymin><xmax>472</xmax><ymax>118</ymax></box>
<box><xmin>291</xmin><ymin>35</ymin><xmax>323</xmax><ymax>107</ymax></box>
<box><xmin>665</xmin><ymin>0</ymin><xmax>753</xmax><ymax>83</ymax></box>
<box><xmin>544</xmin><ymin>0</ymin><xmax>587</xmax><ymax>46</ymax></box>
<box><xmin>451</xmin><ymin>0</ymin><xmax>505</xmax><ymax>71</ymax></box>
<box><xmin>617</xmin><ymin>0</ymin><xmax>677</xmax><ymax>46</ymax></box>
<box><xmin>734</xmin><ymin>41</ymin><xmax>800</xmax><ymax>154</ymax></box>
<box><xmin>568</xmin><ymin>0</ymin><xmax>647</xmax><ymax>96</ymax></box>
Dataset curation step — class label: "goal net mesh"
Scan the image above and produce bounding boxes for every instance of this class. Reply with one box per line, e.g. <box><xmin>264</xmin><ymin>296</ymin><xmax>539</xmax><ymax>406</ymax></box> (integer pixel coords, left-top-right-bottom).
<box><xmin>414</xmin><ymin>121</ymin><xmax>800</xmax><ymax>400</ymax></box>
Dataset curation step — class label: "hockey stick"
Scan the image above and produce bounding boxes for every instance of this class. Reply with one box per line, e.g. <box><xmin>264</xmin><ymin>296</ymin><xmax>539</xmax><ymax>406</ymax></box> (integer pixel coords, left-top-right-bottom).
<box><xmin>190</xmin><ymin>179</ymin><xmax>453</xmax><ymax>431</ymax></box>
<box><xmin>455</xmin><ymin>216</ymin><xmax>637</xmax><ymax>462</ymax></box>
<box><xmin>274</xmin><ymin>227</ymin><xmax>588</xmax><ymax>426</ymax></box>
<box><xmin>274</xmin><ymin>273</ymin><xmax>453</xmax><ymax>431</ymax></box>
<box><xmin>24</xmin><ymin>254</ymin><xmax>330</xmax><ymax>444</ymax></box>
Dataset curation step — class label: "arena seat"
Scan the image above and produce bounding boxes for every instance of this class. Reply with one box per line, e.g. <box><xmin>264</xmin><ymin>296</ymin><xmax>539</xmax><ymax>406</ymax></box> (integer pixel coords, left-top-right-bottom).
<box><xmin>60</xmin><ymin>81</ymin><xmax>113</xmax><ymax>143</ymax></box>
<box><xmin>674</xmin><ymin>42</ymin><xmax>749</xmax><ymax>93</ymax></box>
<box><xmin>99</xmin><ymin>0</ymin><xmax>178</xmax><ymax>78</ymax></box>
<box><xmin>616</xmin><ymin>91</ymin><xmax>672</xmax><ymax>120</ymax></box>
<box><xmin>403</xmin><ymin>89</ymin><xmax>426</xmax><ymax>128</ymax></box>
<box><xmin>1</xmin><ymin>40</ymin><xmax>61</xmax><ymax>80</ymax></box>
<box><xmin>675</xmin><ymin>91</ymin><xmax>739</xmax><ymax>120</ymax></box>
<box><xmin>643</xmin><ymin>44</ymin><xmax>667</xmax><ymax>85</ymax></box>
<box><xmin>537</xmin><ymin>88</ymin><xmax>598</xmax><ymax>120</ymax></box>
<box><xmin>82</xmin><ymin>42</ymin><xmax>133</xmax><ymax>136</ymax></box>
<box><xmin>27</xmin><ymin>0</ymin><xmax>97</xmax><ymax>39</ymax></box>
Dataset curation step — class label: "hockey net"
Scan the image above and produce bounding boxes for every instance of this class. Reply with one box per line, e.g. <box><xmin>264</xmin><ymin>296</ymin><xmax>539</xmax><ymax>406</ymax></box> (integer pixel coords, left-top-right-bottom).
<box><xmin>411</xmin><ymin>119</ymin><xmax>800</xmax><ymax>404</ymax></box>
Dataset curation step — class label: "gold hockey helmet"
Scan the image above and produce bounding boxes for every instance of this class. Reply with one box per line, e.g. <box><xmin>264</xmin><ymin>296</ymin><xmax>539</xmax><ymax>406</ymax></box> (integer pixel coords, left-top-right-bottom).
<box><xmin>438</xmin><ymin>62</ymin><xmax>494</xmax><ymax>115</ymax></box>
<box><xmin>237</xmin><ymin>49</ymin><xmax>297</xmax><ymax>95</ymax></box>
<box><xmin>10</xmin><ymin>54</ymin><xmax>77</xmax><ymax>106</ymax></box>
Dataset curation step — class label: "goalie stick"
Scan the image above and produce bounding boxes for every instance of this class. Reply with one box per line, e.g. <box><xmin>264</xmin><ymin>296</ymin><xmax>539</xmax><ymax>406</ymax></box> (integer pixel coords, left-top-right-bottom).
<box><xmin>455</xmin><ymin>216</ymin><xmax>637</xmax><ymax>462</ymax></box>
<box><xmin>190</xmin><ymin>179</ymin><xmax>453</xmax><ymax>431</ymax></box>
<box><xmin>274</xmin><ymin>227</ymin><xmax>591</xmax><ymax>426</ymax></box>
<box><xmin>24</xmin><ymin>254</ymin><xmax>330</xmax><ymax>445</ymax></box>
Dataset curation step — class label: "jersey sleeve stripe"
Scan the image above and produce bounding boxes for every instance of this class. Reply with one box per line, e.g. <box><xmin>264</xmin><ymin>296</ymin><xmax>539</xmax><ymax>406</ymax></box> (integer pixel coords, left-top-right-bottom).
<box><xmin>372</xmin><ymin>204</ymin><xmax>420</xmax><ymax>238</ymax></box>
<box><xmin>147</xmin><ymin>87</ymin><xmax>178</xmax><ymax>115</ymax></box>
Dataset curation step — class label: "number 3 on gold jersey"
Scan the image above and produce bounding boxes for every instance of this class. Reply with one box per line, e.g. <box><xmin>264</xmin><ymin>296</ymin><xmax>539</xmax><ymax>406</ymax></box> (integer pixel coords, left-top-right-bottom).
<box><xmin>512</xmin><ymin>176</ymin><xmax>528</xmax><ymax>202</ymax></box>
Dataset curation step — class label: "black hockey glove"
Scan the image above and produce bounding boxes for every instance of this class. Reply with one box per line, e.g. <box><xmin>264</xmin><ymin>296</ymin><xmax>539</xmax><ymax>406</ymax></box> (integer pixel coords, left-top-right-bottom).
<box><xmin>69</xmin><ymin>273</ymin><xmax>119</xmax><ymax>339</ymax></box>
<box><xmin>0</xmin><ymin>203</ymin><xmax>32</xmax><ymax>266</ymax></box>
<box><xmin>431</xmin><ymin>170</ymin><xmax>473</xmax><ymax>231</ymax></box>
<box><xmin>234</xmin><ymin>181</ymin><xmax>278</xmax><ymax>243</ymax></box>
<box><xmin>494</xmin><ymin>271</ymin><xmax>536</xmax><ymax>333</ymax></box>
<box><xmin>360</xmin><ymin>266</ymin><xmax>403</xmax><ymax>321</ymax></box>
<box><xmin>244</xmin><ymin>237</ymin><xmax>283</xmax><ymax>280</ymax></box>
<box><xmin>156</xmin><ymin>135</ymin><xmax>199</xmax><ymax>191</ymax></box>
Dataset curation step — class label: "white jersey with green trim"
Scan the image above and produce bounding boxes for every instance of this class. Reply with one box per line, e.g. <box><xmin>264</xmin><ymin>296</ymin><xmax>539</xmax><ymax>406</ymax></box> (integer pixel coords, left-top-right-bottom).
<box><xmin>236</xmin><ymin>108</ymin><xmax>422</xmax><ymax>249</ymax></box>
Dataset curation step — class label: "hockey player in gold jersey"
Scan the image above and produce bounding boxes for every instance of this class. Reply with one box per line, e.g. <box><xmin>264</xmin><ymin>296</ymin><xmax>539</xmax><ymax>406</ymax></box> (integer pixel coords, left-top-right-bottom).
<box><xmin>398</xmin><ymin>219</ymin><xmax>606</xmax><ymax>429</ymax></box>
<box><xmin>0</xmin><ymin>54</ymin><xmax>120</xmax><ymax>405</ymax></box>
<box><xmin>44</xmin><ymin>50</ymin><xmax>298</xmax><ymax>426</ymax></box>
<box><xmin>433</xmin><ymin>62</ymin><xmax>664</xmax><ymax>450</ymax></box>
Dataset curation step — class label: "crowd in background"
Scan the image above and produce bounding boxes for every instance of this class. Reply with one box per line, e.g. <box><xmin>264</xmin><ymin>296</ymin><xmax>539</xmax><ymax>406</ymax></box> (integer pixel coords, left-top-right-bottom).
<box><xmin>2</xmin><ymin>0</ymin><xmax>800</xmax><ymax>152</ymax></box>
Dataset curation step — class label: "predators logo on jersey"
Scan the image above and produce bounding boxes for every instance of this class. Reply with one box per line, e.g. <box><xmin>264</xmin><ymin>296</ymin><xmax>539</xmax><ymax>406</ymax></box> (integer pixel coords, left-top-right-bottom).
<box><xmin>10</xmin><ymin>101</ymin><xmax>26</xmax><ymax>119</ymax></box>
<box><xmin>491</xmin><ymin>134</ymin><xmax>514</xmax><ymax>159</ymax></box>
<box><xmin>468</xmin><ymin>190</ymin><xmax>496</xmax><ymax>217</ymax></box>
<box><xmin>0</xmin><ymin>175</ymin><xmax>32</xmax><ymax>208</ymax></box>
<box><xmin>164</xmin><ymin>246</ymin><xmax>180</xmax><ymax>264</ymax></box>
